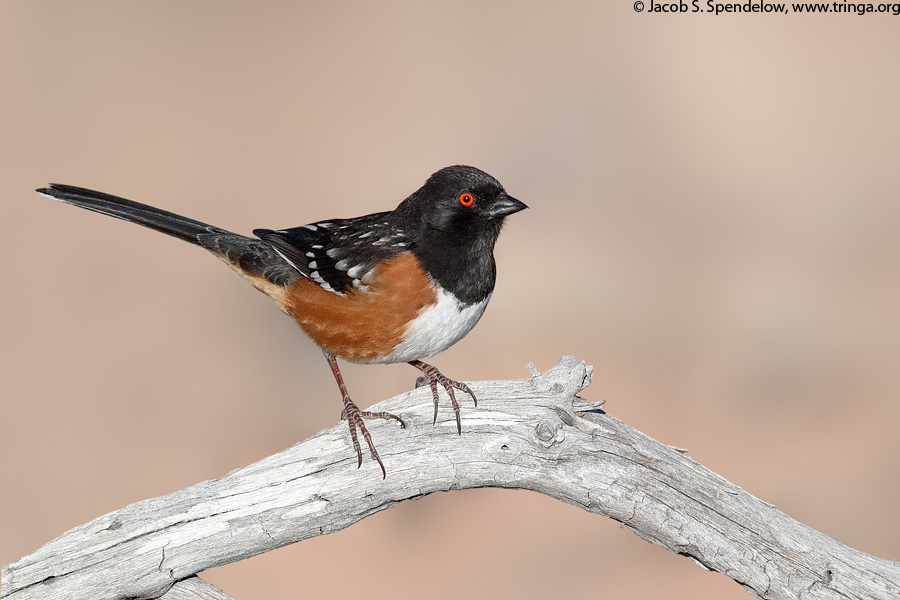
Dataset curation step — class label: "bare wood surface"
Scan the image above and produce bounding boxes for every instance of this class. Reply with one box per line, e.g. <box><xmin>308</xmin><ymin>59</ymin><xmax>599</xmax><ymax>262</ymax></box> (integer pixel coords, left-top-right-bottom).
<box><xmin>158</xmin><ymin>577</ymin><xmax>236</xmax><ymax>600</ymax></box>
<box><xmin>2</xmin><ymin>357</ymin><xmax>899</xmax><ymax>600</ymax></box>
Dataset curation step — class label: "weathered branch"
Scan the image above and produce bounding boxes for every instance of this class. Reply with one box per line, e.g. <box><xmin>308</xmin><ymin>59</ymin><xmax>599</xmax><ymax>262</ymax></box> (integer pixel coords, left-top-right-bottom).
<box><xmin>2</xmin><ymin>357</ymin><xmax>899</xmax><ymax>600</ymax></box>
<box><xmin>158</xmin><ymin>577</ymin><xmax>235</xmax><ymax>600</ymax></box>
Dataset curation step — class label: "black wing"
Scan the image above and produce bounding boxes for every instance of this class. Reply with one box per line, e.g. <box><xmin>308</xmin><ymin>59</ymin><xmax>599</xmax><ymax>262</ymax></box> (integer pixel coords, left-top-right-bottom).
<box><xmin>253</xmin><ymin>212</ymin><xmax>412</xmax><ymax>294</ymax></box>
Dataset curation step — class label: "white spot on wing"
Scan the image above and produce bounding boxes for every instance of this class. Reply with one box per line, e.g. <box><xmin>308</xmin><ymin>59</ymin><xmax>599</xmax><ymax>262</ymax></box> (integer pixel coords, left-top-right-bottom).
<box><xmin>303</xmin><ymin>224</ymin><xmax>318</xmax><ymax>231</ymax></box>
<box><xmin>308</xmin><ymin>270</ymin><xmax>344</xmax><ymax>295</ymax></box>
<box><xmin>271</xmin><ymin>247</ymin><xmax>304</xmax><ymax>274</ymax></box>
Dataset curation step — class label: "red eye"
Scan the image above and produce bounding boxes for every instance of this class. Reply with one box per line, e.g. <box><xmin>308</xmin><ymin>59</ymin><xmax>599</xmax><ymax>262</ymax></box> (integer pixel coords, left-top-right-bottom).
<box><xmin>459</xmin><ymin>192</ymin><xmax>474</xmax><ymax>206</ymax></box>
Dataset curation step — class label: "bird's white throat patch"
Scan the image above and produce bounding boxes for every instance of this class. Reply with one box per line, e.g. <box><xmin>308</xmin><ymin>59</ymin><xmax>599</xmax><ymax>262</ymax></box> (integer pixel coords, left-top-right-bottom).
<box><xmin>375</xmin><ymin>284</ymin><xmax>490</xmax><ymax>364</ymax></box>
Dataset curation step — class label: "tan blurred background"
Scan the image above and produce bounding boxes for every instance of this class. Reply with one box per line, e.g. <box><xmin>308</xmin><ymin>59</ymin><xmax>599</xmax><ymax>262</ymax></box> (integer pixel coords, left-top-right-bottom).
<box><xmin>2</xmin><ymin>2</ymin><xmax>899</xmax><ymax>598</ymax></box>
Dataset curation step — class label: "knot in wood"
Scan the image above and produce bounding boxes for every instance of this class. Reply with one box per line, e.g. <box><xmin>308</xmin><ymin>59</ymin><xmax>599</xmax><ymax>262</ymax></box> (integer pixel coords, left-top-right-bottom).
<box><xmin>535</xmin><ymin>419</ymin><xmax>564</xmax><ymax>447</ymax></box>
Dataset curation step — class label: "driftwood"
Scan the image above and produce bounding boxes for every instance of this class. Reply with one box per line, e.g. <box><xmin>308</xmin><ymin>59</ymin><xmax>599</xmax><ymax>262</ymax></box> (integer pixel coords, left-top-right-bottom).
<box><xmin>2</xmin><ymin>357</ymin><xmax>899</xmax><ymax>600</ymax></box>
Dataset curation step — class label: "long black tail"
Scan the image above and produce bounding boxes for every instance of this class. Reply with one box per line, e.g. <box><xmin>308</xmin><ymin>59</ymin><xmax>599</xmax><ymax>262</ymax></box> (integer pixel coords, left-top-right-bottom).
<box><xmin>38</xmin><ymin>184</ymin><xmax>231</xmax><ymax>244</ymax></box>
<box><xmin>37</xmin><ymin>184</ymin><xmax>299</xmax><ymax>287</ymax></box>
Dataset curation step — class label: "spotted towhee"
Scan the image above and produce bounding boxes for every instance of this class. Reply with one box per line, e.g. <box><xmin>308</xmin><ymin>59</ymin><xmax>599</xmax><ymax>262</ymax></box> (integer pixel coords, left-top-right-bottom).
<box><xmin>38</xmin><ymin>166</ymin><xmax>527</xmax><ymax>477</ymax></box>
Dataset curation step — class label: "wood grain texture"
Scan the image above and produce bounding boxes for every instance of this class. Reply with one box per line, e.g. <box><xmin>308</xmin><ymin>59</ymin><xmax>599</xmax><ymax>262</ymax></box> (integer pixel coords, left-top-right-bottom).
<box><xmin>2</xmin><ymin>357</ymin><xmax>898</xmax><ymax>600</ymax></box>
<box><xmin>159</xmin><ymin>577</ymin><xmax>236</xmax><ymax>600</ymax></box>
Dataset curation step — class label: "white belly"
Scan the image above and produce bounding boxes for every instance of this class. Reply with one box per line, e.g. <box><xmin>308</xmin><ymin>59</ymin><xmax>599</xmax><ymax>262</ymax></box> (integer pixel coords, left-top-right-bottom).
<box><xmin>373</xmin><ymin>285</ymin><xmax>491</xmax><ymax>364</ymax></box>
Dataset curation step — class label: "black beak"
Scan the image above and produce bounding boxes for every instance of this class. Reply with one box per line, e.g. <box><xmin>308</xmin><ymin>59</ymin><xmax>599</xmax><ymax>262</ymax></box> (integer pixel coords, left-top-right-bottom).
<box><xmin>487</xmin><ymin>192</ymin><xmax>528</xmax><ymax>218</ymax></box>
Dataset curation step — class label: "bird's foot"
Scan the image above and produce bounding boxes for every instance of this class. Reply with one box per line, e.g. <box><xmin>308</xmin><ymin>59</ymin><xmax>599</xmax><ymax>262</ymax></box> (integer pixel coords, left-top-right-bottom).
<box><xmin>408</xmin><ymin>360</ymin><xmax>476</xmax><ymax>434</ymax></box>
<box><xmin>341</xmin><ymin>401</ymin><xmax>406</xmax><ymax>479</ymax></box>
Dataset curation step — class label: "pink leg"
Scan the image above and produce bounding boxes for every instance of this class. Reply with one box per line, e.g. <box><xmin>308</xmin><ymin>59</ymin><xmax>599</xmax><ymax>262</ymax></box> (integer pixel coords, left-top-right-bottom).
<box><xmin>408</xmin><ymin>360</ymin><xmax>477</xmax><ymax>435</ymax></box>
<box><xmin>325</xmin><ymin>352</ymin><xmax>405</xmax><ymax>478</ymax></box>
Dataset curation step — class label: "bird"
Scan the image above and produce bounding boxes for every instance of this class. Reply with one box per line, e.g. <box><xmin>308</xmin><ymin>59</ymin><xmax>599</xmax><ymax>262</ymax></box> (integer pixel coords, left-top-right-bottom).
<box><xmin>37</xmin><ymin>166</ymin><xmax>527</xmax><ymax>477</ymax></box>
